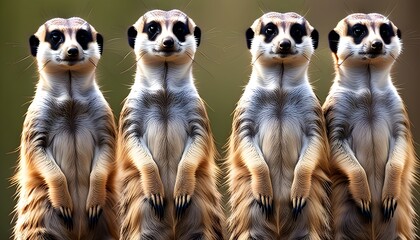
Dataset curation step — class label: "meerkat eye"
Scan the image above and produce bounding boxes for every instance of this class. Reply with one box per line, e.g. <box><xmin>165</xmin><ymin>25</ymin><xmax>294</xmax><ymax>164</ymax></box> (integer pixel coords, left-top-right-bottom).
<box><xmin>290</xmin><ymin>23</ymin><xmax>307</xmax><ymax>44</ymax></box>
<box><xmin>173</xmin><ymin>21</ymin><xmax>190</xmax><ymax>42</ymax></box>
<box><xmin>76</xmin><ymin>29</ymin><xmax>93</xmax><ymax>50</ymax></box>
<box><xmin>261</xmin><ymin>23</ymin><xmax>278</xmax><ymax>43</ymax></box>
<box><xmin>144</xmin><ymin>21</ymin><xmax>161</xmax><ymax>41</ymax></box>
<box><xmin>349</xmin><ymin>24</ymin><xmax>368</xmax><ymax>44</ymax></box>
<box><xmin>379</xmin><ymin>23</ymin><xmax>395</xmax><ymax>44</ymax></box>
<box><xmin>47</xmin><ymin>30</ymin><xmax>64</xmax><ymax>50</ymax></box>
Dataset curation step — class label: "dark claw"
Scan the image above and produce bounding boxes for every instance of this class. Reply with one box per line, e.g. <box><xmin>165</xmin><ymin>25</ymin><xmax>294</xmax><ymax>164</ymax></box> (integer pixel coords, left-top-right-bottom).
<box><xmin>59</xmin><ymin>207</ymin><xmax>73</xmax><ymax>230</ymax></box>
<box><xmin>256</xmin><ymin>194</ymin><xmax>273</xmax><ymax>219</ymax></box>
<box><xmin>292</xmin><ymin>197</ymin><xmax>307</xmax><ymax>220</ymax></box>
<box><xmin>88</xmin><ymin>206</ymin><xmax>103</xmax><ymax>228</ymax></box>
<box><xmin>149</xmin><ymin>194</ymin><xmax>164</xmax><ymax>220</ymax></box>
<box><xmin>360</xmin><ymin>201</ymin><xmax>372</xmax><ymax>220</ymax></box>
<box><xmin>175</xmin><ymin>195</ymin><xmax>191</xmax><ymax>220</ymax></box>
<box><xmin>383</xmin><ymin>198</ymin><xmax>397</xmax><ymax>221</ymax></box>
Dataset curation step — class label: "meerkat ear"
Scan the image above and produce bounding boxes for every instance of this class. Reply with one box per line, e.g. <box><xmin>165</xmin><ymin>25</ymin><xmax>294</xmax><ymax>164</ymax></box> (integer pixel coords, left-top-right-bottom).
<box><xmin>245</xmin><ymin>28</ymin><xmax>254</xmax><ymax>49</ymax></box>
<box><xmin>311</xmin><ymin>29</ymin><xmax>319</xmax><ymax>49</ymax></box>
<box><xmin>194</xmin><ymin>27</ymin><xmax>201</xmax><ymax>47</ymax></box>
<box><xmin>96</xmin><ymin>33</ymin><xmax>104</xmax><ymax>55</ymax></box>
<box><xmin>328</xmin><ymin>30</ymin><xmax>340</xmax><ymax>53</ymax></box>
<box><xmin>29</xmin><ymin>35</ymin><xmax>40</xmax><ymax>57</ymax></box>
<box><xmin>397</xmin><ymin>29</ymin><xmax>401</xmax><ymax>39</ymax></box>
<box><xmin>127</xmin><ymin>26</ymin><xmax>137</xmax><ymax>49</ymax></box>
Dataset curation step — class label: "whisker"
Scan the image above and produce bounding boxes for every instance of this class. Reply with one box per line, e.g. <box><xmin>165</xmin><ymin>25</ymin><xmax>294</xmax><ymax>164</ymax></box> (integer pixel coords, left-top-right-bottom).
<box><xmin>118</xmin><ymin>50</ymin><xmax>134</xmax><ymax>65</ymax></box>
<box><xmin>337</xmin><ymin>52</ymin><xmax>354</xmax><ymax>67</ymax></box>
<box><xmin>25</xmin><ymin>60</ymin><xmax>37</xmax><ymax>71</ymax></box>
<box><xmin>251</xmin><ymin>52</ymin><xmax>264</xmax><ymax>66</ymax></box>
<box><xmin>89</xmin><ymin>59</ymin><xmax>98</xmax><ymax>68</ymax></box>
<box><xmin>186</xmin><ymin>51</ymin><xmax>214</xmax><ymax>78</ymax></box>
<box><xmin>15</xmin><ymin>55</ymin><xmax>32</xmax><ymax>65</ymax></box>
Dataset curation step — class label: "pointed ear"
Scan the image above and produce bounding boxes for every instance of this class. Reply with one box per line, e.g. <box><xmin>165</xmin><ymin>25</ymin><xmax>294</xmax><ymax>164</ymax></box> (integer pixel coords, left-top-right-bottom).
<box><xmin>310</xmin><ymin>29</ymin><xmax>319</xmax><ymax>49</ymax></box>
<box><xmin>127</xmin><ymin>26</ymin><xmax>137</xmax><ymax>49</ymax></box>
<box><xmin>29</xmin><ymin>35</ymin><xmax>40</xmax><ymax>57</ymax></box>
<box><xmin>328</xmin><ymin>30</ymin><xmax>340</xmax><ymax>53</ymax></box>
<box><xmin>96</xmin><ymin>33</ymin><xmax>104</xmax><ymax>55</ymax></box>
<box><xmin>194</xmin><ymin>26</ymin><xmax>201</xmax><ymax>47</ymax></box>
<box><xmin>245</xmin><ymin>28</ymin><xmax>254</xmax><ymax>49</ymax></box>
<box><xmin>397</xmin><ymin>29</ymin><xmax>401</xmax><ymax>39</ymax></box>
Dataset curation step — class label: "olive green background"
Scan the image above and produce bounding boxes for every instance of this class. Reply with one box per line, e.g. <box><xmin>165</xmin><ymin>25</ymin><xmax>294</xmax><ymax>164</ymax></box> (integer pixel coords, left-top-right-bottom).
<box><xmin>1</xmin><ymin>0</ymin><xmax>419</xmax><ymax>238</ymax></box>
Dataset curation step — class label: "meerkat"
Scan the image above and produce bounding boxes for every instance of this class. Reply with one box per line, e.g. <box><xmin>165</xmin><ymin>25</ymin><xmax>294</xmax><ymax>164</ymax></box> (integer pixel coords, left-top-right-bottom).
<box><xmin>12</xmin><ymin>17</ymin><xmax>119</xmax><ymax>239</ymax></box>
<box><xmin>117</xmin><ymin>9</ymin><xmax>224</xmax><ymax>240</ymax></box>
<box><xmin>226</xmin><ymin>12</ymin><xmax>331</xmax><ymax>240</ymax></box>
<box><xmin>324</xmin><ymin>13</ymin><xmax>417</xmax><ymax>239</ymax></box>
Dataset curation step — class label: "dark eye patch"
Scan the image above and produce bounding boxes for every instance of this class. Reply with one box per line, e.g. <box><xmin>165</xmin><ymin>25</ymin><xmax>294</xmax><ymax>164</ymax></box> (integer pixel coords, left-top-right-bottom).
<box><xmin>348</xmin><ymin>23</ymin><xmax>368</xmax><ymax>44</ymax></box>
<box><xmin>143</xmin><ymin>21</ymin><xmax>161</xmax><ymax>41</ymax></box>
<box><xmin>260</xmin><ymin>22</ymin><xmax>278</xmax><ymax>43</ymax></box>
<box><xmin>76</xmin><ymin>29</ymin><xmax>93</xmax><ymax>50</ymax></box>
<box><xmin>290</xmin><ymin>23</ymin><xmax>307</xmax><ymax>44</ymax></box>
<box><xmin>380</xmin><ymin>23</ymin><xmax>395</xmax><ymax>44</ymax></box>
<box><xmin>46</xmin><ymin>30</ymin><xmax>64</xmax><ymax>50</ymax></box>
<box><xmin>173</xmin><ymin>21</ymin><xmax>190</xmax><ymax>42</ymax></box>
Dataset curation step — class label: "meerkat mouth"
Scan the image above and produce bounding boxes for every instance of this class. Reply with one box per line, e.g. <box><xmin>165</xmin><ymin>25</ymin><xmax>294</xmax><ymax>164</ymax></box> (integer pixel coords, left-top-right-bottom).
<box><xmin>56</xmin><ymin>57</ymin><xmax>86</xmax><ymax>65</ymax></box>
<box><xmin>271</xmin><ymin>51</ymin><xmax>298</xmax><ymax>58</ymax></box>
<box><xmin>153</xmin><ymin>48</ymin><xmax>182</xmax><ymax>56</ymax></box>
<box><xmin>358</xmin><ymin>51</ymin><xmax>385</xmax><ymax>59</ymax></box>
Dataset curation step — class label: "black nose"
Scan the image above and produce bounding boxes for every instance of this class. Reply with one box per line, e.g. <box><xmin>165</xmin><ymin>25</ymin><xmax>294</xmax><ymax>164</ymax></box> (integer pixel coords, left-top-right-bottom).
<box><xmin>67</xmin><ymin>48</ymin><xmax>79</xmax><ymax>57</ymax></box>
<box><xmin>371</xmin><ymin>41</ymin><xmax>383</xmax><ymax>51</ymax></box>
<box><xmin>279</xmin><ymin>40</ymin><xmax>291</xmax><ymax>51</ymax></box>
<box><xmin>163</xmin><ymin>37</ymin><xmax>174</xmax><ymax>49</ymax></box>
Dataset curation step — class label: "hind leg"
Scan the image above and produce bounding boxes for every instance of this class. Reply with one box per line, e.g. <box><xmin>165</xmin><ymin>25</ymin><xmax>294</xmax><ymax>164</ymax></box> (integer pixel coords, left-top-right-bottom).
<box><xmin>175</xmin><ymin>175</ymin><xmax>224</xmax><ymax>240</ymax></box>
<box><xmin>228</xmin><ymin>199</ymin><xmax>277</xmax><ymax>240</ymax></box>
<box><xmin>332</xmin><ymin>181</ymin><xmax>371</xmax><ymax>240</ymax></box>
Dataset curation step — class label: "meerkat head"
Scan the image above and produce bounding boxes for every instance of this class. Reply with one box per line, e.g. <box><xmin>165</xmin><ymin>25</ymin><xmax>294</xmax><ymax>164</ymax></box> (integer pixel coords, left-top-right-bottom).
<box><xmin>127</xmin><ymin>9</ymin><xmax>201</xmax><ymax>64</ymax></box>
<box><xmin>245</xmin><ymin>12</ymin><xmax>318</xmax><ymax>65</ymax></box>
<box><xmin>328</xmin><ymin>13</ymin><xmax>402</xmax><ymax>66</ymax></box>
<box><xmin>29</xmin><ymin>17</ymin><xmax>103</xmax><ymax>72</ymax></box>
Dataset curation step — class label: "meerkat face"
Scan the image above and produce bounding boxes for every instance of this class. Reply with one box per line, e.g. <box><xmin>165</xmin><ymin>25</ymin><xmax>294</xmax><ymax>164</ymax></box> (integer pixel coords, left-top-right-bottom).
<box><xmin>328</xmin><ymin>13</ymin><xmax>402</xmax><ymax>65</ymax></box>
<box><xmin>29</xmin><ymin>17</ymin><xmax>103</xmax><ymax>71</ymax></box>
<box><xmin>127</xmin><ymin>9</ymin><xmax>201</xmax><ymax>63</ymax></box>
<box><xmin>245</xmin><ymin>12</ymin><xmax>318</xmax><ymax>64</ymax></box>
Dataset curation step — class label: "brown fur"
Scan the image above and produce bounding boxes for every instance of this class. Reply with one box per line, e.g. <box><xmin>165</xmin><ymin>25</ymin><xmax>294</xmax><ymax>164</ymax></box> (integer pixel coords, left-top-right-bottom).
<box><xmin>12</xmin><ymin>18</ymin><xmax>119</xmax><ymax>239</ymax></box>
<box><xmin>117</xmin><ymin>9</ymin><xmax>225</xmax><ymax>240</ymax></box>
<box><xmin>226</xmin><ymin>12</ymin><xmax>331</xmax><ymax>240</ymax></box>
<box><xmin>324</xmin><ymin>13</ymin><xmax>417</xmax><ymax>239</ymax></box>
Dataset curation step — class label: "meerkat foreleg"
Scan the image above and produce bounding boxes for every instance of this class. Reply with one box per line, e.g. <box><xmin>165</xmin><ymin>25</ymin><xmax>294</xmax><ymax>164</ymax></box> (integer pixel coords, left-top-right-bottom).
<box><xmin>126</xmin><ymin>136</ymin><xmax>165</xmax><ymax>219</ymax></box>
<box><xmin>173</xmin><ymin>122</ymin><xmax>210</xmax><ymax>218</ymax></box>
<box><xmin>86</xmin><ymin>143</ymin><xmax>114</xmax><ymax>226</ymax></box>
<box><xmin>290</xmin><ymin>135</ymin><xmax>322</xmax><ymax>218</ymax></box>
<box><xmin>240</xmin><ymin>137</ymin><xmax>273</xmax><ymax>215</ymax></box>
<box><xmin>332</xmin><ymin>140</ymin><xmax>372</xmax><ymax>217</ymax></box>
<box><xmin>382</xmin><ymin>135</ymin><xmax>407</xmax><ymax>220</ymax></box>
<box><xmin>29</xmin><ymin>146</ymin><xmax>73</xmax><ymax>229</ymax></box>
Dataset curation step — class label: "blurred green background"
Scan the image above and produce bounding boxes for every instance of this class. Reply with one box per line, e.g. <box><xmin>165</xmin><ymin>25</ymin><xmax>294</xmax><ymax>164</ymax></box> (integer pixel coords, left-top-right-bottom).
<box><xmin>1</xmin><ymin>0</ymin><xmax>419</xmax><ymax>238</ymax></box>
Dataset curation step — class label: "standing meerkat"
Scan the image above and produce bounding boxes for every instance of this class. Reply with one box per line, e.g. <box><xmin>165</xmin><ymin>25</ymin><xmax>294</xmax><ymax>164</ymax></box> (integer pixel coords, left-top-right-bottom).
<box><xmin>117</xmin><ymin>9</ymin><xmax>224</xmax><ymax>240</ymax></box>
<box><xmin>324</xmin><ymin>13</ymin><xmax>417</xmax><ymax>239</ymax></box>
<box><xmin>226</xmin><ymin>12</ymin><xmax>331</xmax><ymax>240</ymax></box>
<box><xmin>12</xmin><ymin>17</ymin><xmax>119</xmax><ymax>239</ymax></box>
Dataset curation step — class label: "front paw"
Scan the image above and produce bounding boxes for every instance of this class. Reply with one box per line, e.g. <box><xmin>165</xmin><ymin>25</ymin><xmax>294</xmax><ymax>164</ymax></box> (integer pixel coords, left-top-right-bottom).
<box><xmin>148</xmin><ymin>192</ymin><xmax>164</xmax><ymax>220</ymax></box>
<box><xmin>251</xmin><ymin>178</ymin><xmax>273</xmax><ymax>216</ymax></box>
<box><xmin>142</xmin><ymin>174</ymin><xmax>165</xmax><ymax>219</ymax></box>
<box><xmin>86</xmin><ymin>186</ymin><xmax>106</xmax><ymax>228</ymax></box>
<box><xmin>348</xmin><ymin>174</ymin><xmax>371</xmax><ymax>219</ymax></box>
<box><xmin>86</xmin><ymin>205</ymin><xmax>103</xmax><ymax>228</ymax></box>
<box><xmin>49</xmin><ymin>188</ymin><xmax>73</xmax><ymax>230</ymax></box>
<box><xmin>58</xmin><ymin>206</ymin><xmax>73</xmax><ymax>230</ymax></box>
<box><xmin>290</xmin><ymin>178</ymin><xmax>310</xmax><ymax>219</ymax></box>
<box><xmin>174</xmin><ymin>194</ymin><xmax>191</xmax><ymax>219</ymax></box>
<box><xmin>174</xmin><ymin>177</ymin><xmax>195</xmax><ymax>219</ymax></box>
<box><xmin>382</xmin><ymin>196</ymin><xmax>397</xmax><ymax>221</ymax></box>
